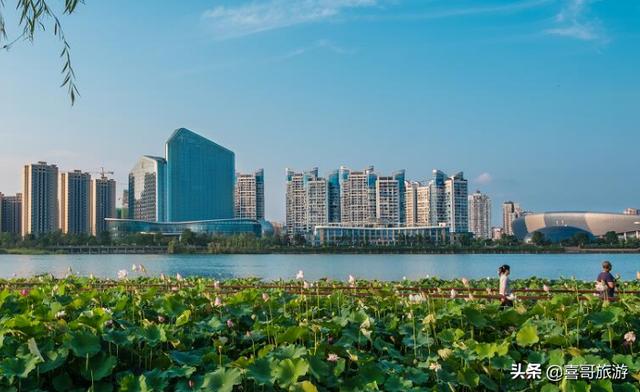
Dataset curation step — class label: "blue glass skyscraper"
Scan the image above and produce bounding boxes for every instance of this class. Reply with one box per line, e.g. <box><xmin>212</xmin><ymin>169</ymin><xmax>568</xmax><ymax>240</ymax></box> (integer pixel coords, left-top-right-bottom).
<box><xmin>166</xmin><ymin>128</ymin><xmax>235</xmax><ymax>221</ymax></box>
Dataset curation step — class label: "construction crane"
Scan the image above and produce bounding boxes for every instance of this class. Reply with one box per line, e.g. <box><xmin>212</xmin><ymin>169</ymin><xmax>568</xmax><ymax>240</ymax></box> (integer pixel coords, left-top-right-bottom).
<box><xmin>89</xmin><ymin>167</ymin><xmax>115</xmax><ymax>179</ymax></box>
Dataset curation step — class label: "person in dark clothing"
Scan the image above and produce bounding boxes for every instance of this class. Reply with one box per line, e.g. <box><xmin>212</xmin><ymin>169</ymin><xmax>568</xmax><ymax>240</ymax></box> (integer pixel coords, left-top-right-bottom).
<box><xmin>596</xmin><ymin>260</ymin><xmax>616</xmax><ymax>300</ymax></box>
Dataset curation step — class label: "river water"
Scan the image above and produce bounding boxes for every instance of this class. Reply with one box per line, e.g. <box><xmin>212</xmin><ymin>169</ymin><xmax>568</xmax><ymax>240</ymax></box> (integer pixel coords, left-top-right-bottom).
<box><xmin>0</xmin><ymin>253</ymin><xmax>638</xmax><ymax>281</ymax></box>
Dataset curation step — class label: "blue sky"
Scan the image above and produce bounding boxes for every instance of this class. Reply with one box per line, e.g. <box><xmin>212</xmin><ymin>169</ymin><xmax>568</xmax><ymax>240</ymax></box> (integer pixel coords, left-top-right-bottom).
<box><xmin>1</xmin><ymin>0</ymin><xmax>639</xmax><ymax>224</ymax></box>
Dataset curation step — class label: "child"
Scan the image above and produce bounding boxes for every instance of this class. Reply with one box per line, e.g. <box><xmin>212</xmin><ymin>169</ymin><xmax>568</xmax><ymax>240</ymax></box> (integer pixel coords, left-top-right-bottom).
<box><xmin>498</xmin><ymin>264</ymin><xmax>513</xmax><ymax>308</ymax></box>
<box><xmin>596</xmin><ymin>260</ymin><xmax>616</xmax><ymax>300</ymax></box>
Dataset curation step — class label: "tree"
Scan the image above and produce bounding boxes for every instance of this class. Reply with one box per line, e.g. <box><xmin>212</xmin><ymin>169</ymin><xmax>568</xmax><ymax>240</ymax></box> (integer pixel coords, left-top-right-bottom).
<box><xmin>180</xmin><ymin>229</ymin><xmax>196</xmax><ymax>245</ymax></box>
<box><xmin>604</xmin><ymin>231</ymin><xmax>619</xmax><ymax>245</ymax></box>
<box><xmin>531</xmin><ymin>231</ymin><xmax>546</xmax><ymax>246</ymax></box>
<box><xmin>572</xmin><ymin>232</ymin><xmax>590</xmax><ymax>247</ymax></box>
<box><xmin>1</xmin><ymin>0</ymin><xmax>82</xmax><ymax>103</ymax></box>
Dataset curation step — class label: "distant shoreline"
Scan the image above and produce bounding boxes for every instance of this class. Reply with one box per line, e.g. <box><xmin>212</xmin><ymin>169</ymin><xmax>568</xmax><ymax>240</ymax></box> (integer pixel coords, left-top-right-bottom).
<box><xmin>1</xmin><ymin>246</ymin><xmax>638</xmax><ymax>256</ymax></box>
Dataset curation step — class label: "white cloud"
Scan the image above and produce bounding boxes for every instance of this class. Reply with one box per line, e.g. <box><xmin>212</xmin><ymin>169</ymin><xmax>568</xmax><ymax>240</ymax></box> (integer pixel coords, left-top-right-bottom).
<box><xmin>544</xmin><ymin>0</ymin><xmax>607</xmax><ymax>42</ymax></box>
<box><xmin>274</xmin><ymin>39</ymin><xmax>354</xmax><ymax>61</ymax></box>
<box><xmin>202</xmin><ymin>0</ymin><xmax>378</xmax><ymax>39</ymax></box>
<box><xmin>474</xmin><ymin>172</ymin><xmax>493</xmax><ymax>185</ymax></box>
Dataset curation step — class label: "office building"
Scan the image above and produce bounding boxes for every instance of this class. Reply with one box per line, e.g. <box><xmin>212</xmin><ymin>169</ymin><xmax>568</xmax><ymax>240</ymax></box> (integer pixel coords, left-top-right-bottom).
<box><xmin>128</xmin><ymin>156</ymin><xmax>166</xmax><ymax>222</ymax></box>
<box><xmin>234</xmin><ymin>169</ymin><xmax>265</xmax><ymax>220</ymax></box>
<box><xmin>0</xmin><ymin>193</ymin><xmax>22</xmax><ymax>235</ymax></box>
<box><xmin>468</xmin><ymin>190</ymin><xmax>491</xmax><ymax>239</ymax></box>
<box><xmin>502</xmin><ymin>201</ymin><xmax>523</xmax><ymax>236</ymax></box>
<box><xmin>22</xmin><ymin>162</ymin><xmax>59</xmax><ymax>236</ymax></box>
<box><xmin>340</xmin><ymin>166</ymin><xmax>377</xmax><ymax>226</ymax></box>
<box><xmin>59</xmin><ymin>170</ymin><xmax>91</xmax><ymax>235</ymax></box>
<box><xmin>166</xmin><ymin>128</ymin><xmax>235</xmax><ymax>222</ymax></box>
<box><xmin>285</xmin><ymin>169</ymin><xmax>307</xmax><ymax>237</ymax></box>
<box><xmin>314</xmin><ymin>225</ymin><xmax>450</xmax><ymax>246</ymax></box>
<box><xmin>91</xmin><ymin>176</ymin><xmax>116</xmax><ymax>236</ymax></box>
<box><xmin>428</xmin><ymin>170</ymin><xmax>447</xmax><ymax>226</ymax></box>
<box><xmin>444</xmin><ymin>172</ymin><xmax>468</xmax><ymax>233</ymax></box>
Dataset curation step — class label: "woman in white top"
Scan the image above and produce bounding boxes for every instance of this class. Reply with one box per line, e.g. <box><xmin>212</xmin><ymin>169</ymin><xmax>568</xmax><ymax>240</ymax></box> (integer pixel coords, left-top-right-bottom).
<box><xmin>498</xmin><ymin>264</ymin><xmax>513</xmax><ymax>308</ymax></box>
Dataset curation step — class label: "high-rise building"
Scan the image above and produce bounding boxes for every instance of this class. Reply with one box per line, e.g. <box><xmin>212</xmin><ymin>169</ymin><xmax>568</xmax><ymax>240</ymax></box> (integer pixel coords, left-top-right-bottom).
<box><xmin>91</xmin><ymin>176</ymin><xmax>116</xmax><ymax>236</ymax></box>
<box><xmin>376</xmin><ymin>170</ymin><xmax>405</xmax><ymax>226</ymax></box>
<box><xmin>0</xmin><ymin>193</ymin><xmax>22</xmax><ymax>235</ymax></box>
<box><xmin>22</xmin><ymin>162</ymin><xmax>59</xmax><ymax>236</ymax></box>
<box><xmin>59</xmin><ymin>170</ymin><xmax>91</xmax><ymax>235</ymax></box>
<box><xmin>304</xmin><ymin>169</ymin><xmax>329</xmax><ymax>231</ymax></box>
<box><xmin>445</xmin><ymin>172</ymin><xmax>468</xmax><ymax>233</ymax></box>
<box><xmin>128</xmin><ymin>156</ymin><xmax>166</xmax><ymax>222</ymax></box>
<box><xmin>405</xmin><ymin>181</ymin><xmax>418</xmax><ymax>226</ymax></box>
<box><xmin>340</xmin><ymin>166</ymin><xmax>377</xmax><ymax>226</ymax></box>
<box><xmin>234</xmin><ymin>169</ymin><xmax>265</xmax><ymax>220</ymax></box>
<box><xmin>468</xmin><ymin>190</ymin><xmax>491</xmax><ymax>239</ymax></box>
<box><xmin>166</xmin><ymin>128</ymin><xmax>234</xmax><ymax>222</ymax></box>
<box><xmin>327</xmin><ymin>170</ymin><xmax>341</xmax><ymax>223</ymax></box>
<box><xmin>416</xmin><ymin>184</ymin><xmax>430</xmax><ymax>226</ymax></box>
<box><xmin>285</xmin><ymin>169</ymin><xmax>306</xmax><ymax>237</ymax></box>
<box><xmin>502</xmin><ymin>201</ymin><xmax>522</xmax><ymax>236</ymax></box>
<box><xmin>428</xmin><ymin>170</ymin><xmax>447</xmax><ymax>226</ymax></box>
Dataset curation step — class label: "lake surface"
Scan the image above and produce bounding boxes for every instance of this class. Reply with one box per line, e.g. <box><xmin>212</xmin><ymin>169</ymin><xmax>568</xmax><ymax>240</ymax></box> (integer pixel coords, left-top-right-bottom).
<box><xmin>0</xmin><ymin>253</ymin><xmax>638</xmax><ymax>281</ymax></box>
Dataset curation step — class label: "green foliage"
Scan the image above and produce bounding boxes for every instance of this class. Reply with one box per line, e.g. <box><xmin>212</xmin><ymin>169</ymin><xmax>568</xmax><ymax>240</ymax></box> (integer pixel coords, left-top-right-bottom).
<box><xmin>0</xmin><ymin>275</ymin><xmax>639</xmax><ymax>390</ymax></box>
<box><xmin>0</xmin><ymin>0</ymin><xmax>82</xmax><ymax>104</ymax></box>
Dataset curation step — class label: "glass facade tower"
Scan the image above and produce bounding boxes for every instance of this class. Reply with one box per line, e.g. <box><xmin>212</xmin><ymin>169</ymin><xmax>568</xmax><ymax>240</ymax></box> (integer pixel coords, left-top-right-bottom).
<box><xmin>166</xmin><ymin>128</ymin><xmax>235</xmax><ymax>222</ymax></box>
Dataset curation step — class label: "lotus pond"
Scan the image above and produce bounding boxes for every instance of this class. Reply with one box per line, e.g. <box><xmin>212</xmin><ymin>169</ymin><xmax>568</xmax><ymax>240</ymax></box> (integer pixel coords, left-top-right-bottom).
<box><xmin>0</xmin><ymin>275</ymin><xmax>639</xmax><ymax>391</ymax></box>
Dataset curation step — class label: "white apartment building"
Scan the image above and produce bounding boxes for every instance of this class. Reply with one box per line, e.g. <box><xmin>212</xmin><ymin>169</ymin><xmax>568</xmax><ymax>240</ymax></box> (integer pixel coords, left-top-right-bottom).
<box><xmin>468</xmin><ymin>190</ymin><xmax>491</xmax><ymax>239</ymax></box>
<box><xmin>285</xmin><ymin>169</ymin><xmax>306</xmax><ymax>237</ymax></box>
<box><xmin>445</xmin><ymin>172</ymin><xmax>468</xmax><ymax>233</ymax></box>
<box><xmin>340</xmin><ymin>167</ymin><xmax>377</xmax><ymax>226</ymax></box>
<box><xmin>235</xmin><ymin>169</ymin><xmax>265</xmax><ymax>221</ymax></box>
<box><xmin>502</xmin><ymin>201</ymin><xmax>523</xmax><ymax>236</ymax></box>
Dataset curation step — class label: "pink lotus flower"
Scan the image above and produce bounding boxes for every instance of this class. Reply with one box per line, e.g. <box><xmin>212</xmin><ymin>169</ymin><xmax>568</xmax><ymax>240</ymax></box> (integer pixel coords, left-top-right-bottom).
<box><xmin>262</xmin><ymin>292</ymin><xmax>270</xmax><ymax>302</ymax></box>
<box><xmin>226</xmin><ymin>319</ymin><xmax>234</xmax><ymax>328</ymax></box>
<box><xmin>214</xmin><ymin>280</ymin><xmax>220</xmax><ymax>289</ymax></box>
<box><xmin>327</xmin><ymin>353</ymin><xmax>339</xmax><ymax>362</ymax></box>
<box><xmin>157</xmin><ymin>315</ymin><xmax>166</xmax><ymax>323</ymax></box>
<box><xmin>303</xmin><ymin>281</ymin><xmax>310</xmax><ymax>290</ymax></box>
<box><xmin>624</xmin><ymin>331</ymin><xmax>636</xmax><ymax>344</ymax></box>
<box><xmin>214</xmin><ymin>297</ymin><xmax>223</xmax><ymax>307</ymax></box>
<box><xmin>543</xmin><ymin>284</ymin><xmax>550</xmax><ymax>293</ymax></box>
<box><xmin>117</xmin><ymin>270</ymin><xmax>128</xmax><ymax>280</ymax></box>
<box><xmin>450</xmin><ymin>289</ymin><xmax>457</xmax><ymax>299</ymax></box>
<box><xmin>20</xmin><ymin>289</ymin><xmax>29</xmax><ymax>297</ymax></box>
<box><xmin>296</xmin><ymin>270</ymin><xmax>304</xmax><ymax>280</ymax></box>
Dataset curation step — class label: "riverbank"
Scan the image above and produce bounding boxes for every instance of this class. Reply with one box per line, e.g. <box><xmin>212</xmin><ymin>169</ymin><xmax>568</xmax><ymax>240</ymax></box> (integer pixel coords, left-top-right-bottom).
<box><xmin>1</xmin><ymin>245</ymin><xmax>639</xmax><ymax>255</ymax></box>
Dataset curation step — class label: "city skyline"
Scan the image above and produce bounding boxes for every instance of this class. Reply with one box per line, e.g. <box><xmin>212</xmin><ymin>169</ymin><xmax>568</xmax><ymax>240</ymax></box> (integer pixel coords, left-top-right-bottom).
<box><xmin>1</xmin><ymin>1</ymin><xmax>639</xmax><ymax>224</ymax></box>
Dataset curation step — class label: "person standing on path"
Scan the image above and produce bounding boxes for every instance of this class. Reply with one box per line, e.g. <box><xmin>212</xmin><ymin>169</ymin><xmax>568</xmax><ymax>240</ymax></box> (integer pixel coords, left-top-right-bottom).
<box><xmin>596</xmin><ymin>260</ymin><xmax>616</xmax><ymax>300</ymax></box>
<box><xmin>498</xmin><ymin>264</ymin><xmax>513</xmax><ymax>308</ymax></box>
